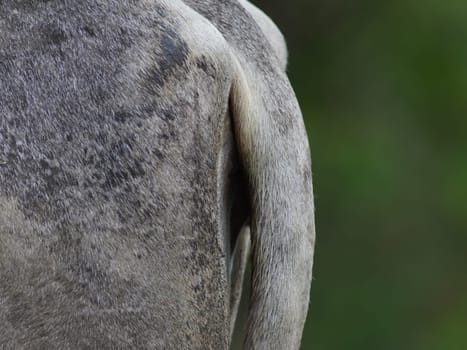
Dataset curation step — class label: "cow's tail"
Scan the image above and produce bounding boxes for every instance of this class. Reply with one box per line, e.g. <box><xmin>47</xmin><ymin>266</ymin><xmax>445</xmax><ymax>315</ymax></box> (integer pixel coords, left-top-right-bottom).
<box><xmin>229</xmin><ymin>55</ymin><xmax>315</xmax><ymax>349</ymax></box>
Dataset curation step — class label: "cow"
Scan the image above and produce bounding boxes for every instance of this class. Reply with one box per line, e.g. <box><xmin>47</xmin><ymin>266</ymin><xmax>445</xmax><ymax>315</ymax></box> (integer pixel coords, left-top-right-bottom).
<box><xmin>0</xmin><ymin>0</ymin><xmax>315</xmax><ymax>349</ymax></box>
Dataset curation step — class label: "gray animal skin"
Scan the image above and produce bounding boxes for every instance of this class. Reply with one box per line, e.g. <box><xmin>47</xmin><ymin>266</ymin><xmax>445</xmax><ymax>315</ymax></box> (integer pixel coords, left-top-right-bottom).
<box><xmin>0</xmin><ymin>1</ymin><xmax>315</xmax><ymax>349</ymax></box>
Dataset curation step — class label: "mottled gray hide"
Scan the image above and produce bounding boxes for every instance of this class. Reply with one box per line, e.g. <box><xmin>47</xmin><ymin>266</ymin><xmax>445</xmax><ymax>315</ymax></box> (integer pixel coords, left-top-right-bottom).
<box><xmin>0</xmin><ymin>1</ymin><xmax>315</xmax><ymax>349</ymax></box>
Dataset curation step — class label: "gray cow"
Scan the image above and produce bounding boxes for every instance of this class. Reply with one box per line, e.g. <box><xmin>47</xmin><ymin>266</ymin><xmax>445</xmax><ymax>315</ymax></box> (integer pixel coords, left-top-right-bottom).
<box><xmin>0</xmin><ymin>0</ymin><xmax>315</xmax><ymax>349</ymax></box>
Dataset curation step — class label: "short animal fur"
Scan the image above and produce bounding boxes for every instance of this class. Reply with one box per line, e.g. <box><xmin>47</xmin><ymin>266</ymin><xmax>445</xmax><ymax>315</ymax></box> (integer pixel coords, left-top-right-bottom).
<box><xmin>0</xmin><ymin>0</ymin><xmax>315</xmax><ymax>349</ymax></box>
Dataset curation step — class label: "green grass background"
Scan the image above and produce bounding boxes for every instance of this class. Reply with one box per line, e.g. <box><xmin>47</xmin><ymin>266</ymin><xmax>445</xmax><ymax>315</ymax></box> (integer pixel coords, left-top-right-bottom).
<box><xmin>237</xmin><ymin>1</ymin><xmax>467</xmax><ymax>348</ymax></box>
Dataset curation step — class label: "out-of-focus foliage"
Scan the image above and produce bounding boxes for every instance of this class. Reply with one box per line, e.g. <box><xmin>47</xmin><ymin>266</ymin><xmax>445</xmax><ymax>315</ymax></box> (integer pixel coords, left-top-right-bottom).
<box><xmin>239</xmin><ymin>0</ymin><xmax>467</xmax><ymax>348</ymax></box>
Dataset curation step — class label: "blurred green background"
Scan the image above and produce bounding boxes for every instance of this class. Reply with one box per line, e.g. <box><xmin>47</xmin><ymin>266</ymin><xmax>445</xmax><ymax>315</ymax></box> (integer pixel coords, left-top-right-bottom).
<box><xmin>237</xmin><ymin>0</ymin><xmax>467</xmax><ymax>349</ymax></box>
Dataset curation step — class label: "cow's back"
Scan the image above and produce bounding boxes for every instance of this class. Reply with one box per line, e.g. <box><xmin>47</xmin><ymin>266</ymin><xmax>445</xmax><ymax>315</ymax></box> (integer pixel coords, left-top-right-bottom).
<box><xmin>0</xmin><ymin>1</ymin><xmax>235</xmax><ymax>348</ymax></box>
